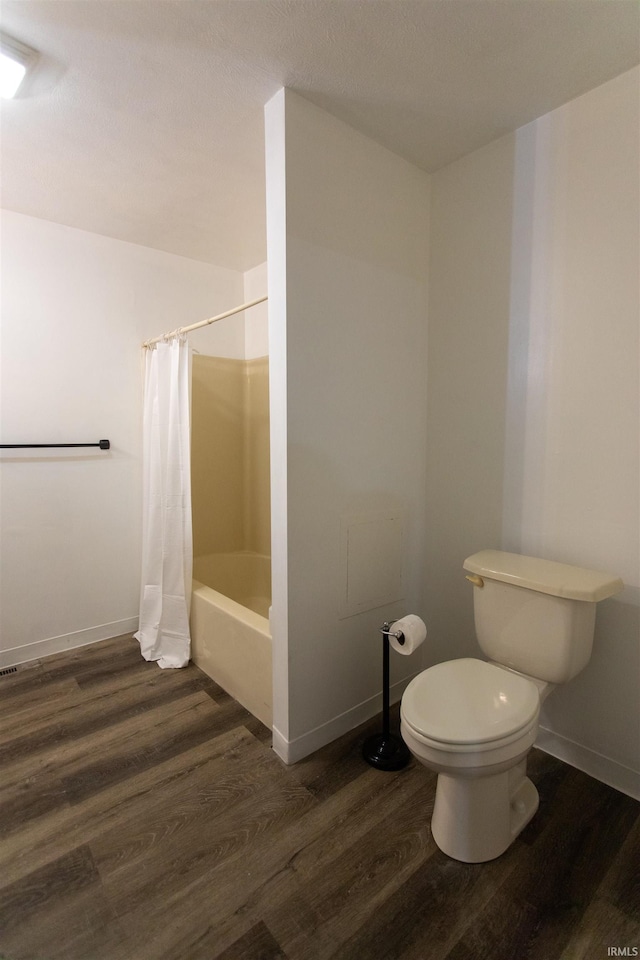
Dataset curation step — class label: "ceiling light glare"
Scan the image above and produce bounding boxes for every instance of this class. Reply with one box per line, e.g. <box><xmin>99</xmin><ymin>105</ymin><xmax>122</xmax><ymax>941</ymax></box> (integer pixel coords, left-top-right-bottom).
<box><xmin>0</xmin><ymin>33</ymin><xmax>38</xmax><ymax>99</ymax></box>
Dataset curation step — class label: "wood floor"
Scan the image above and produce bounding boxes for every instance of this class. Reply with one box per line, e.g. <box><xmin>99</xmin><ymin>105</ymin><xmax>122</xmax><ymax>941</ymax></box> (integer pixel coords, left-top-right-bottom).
<box><xmin>0</xmin><ymin>635</ymin><xmax>638</xmax><ymax>960</ymax></box>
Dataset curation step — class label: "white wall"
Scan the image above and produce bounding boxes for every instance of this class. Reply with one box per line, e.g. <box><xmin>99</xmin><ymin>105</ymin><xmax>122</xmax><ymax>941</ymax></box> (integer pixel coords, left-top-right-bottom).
<box><xmin>506</xmin><ymin>68</ymin><xmax>639</xmax><ymax>797</ymax></box>
<box><xmin>189</xmin><ymin>261</ymin><xmax>267</xmax><ymax>360</ymax></box>
<box><xmin>265</xmin><ymin>89</ymin><xmax>430</xmax><ymax>762</ymax></box>
<box><xmin>427</xmin><ymin>68</ymin><xmax>639</xmax><ymax>798</ymax></box>
<box><xmin>425</xmin><ymin>134</ymin><xmax>516</xmax><ymax>668</ymax></box>
<box><xmin>243</xmin><ymin>261</ymin><xmax>269</xmax><ymax>359</ymax></box>
<box><xmin>0</xmin><ymin>210</ymin><xmax>243</xmax><ymax>666</ymax></box>
<box><xmin>189</xmin><ymin>296</ymin><xmax>246</xmax><ymax>359</ymax></box>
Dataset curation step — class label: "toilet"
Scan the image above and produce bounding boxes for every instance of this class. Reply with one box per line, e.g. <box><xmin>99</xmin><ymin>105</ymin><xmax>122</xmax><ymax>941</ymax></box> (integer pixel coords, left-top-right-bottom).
<box><xmin>400</xmin><ymin>549</ymin><xmax>623</xmax><ymax>863</ymax></box>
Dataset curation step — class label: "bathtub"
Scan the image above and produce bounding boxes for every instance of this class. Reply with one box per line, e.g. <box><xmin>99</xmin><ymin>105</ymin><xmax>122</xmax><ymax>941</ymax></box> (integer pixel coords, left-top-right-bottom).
<box><xmin>190</xmin><ymin>552</ymin><xmax>272</xmax><ymax>728</ymax></box>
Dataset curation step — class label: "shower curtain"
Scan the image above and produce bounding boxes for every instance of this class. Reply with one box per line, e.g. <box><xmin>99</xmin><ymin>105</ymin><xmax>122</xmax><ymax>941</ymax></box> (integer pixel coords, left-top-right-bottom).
<box><xmin>135</xmin><ymin>337</ymin><xmax>192</xmax><ymax>669</ymax></box>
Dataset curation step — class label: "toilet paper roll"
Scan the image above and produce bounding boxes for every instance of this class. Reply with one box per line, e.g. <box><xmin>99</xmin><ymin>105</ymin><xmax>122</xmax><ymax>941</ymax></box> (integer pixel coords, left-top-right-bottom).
<box><xmin>388</xmin><ymin>614</ymin><xmax>427</xmax><ymax>655</ymax></box>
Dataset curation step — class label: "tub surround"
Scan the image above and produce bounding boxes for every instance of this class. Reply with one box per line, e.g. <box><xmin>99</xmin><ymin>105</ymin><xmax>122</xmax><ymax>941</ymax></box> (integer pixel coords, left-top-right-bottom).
<box><xmin>191</xmin><ymin>354</ymin><xmax>270</xmax><ymax>559</ymax></box>
<box><xmin>193</xmin><ymin>552</ymin><xmax>271</xmax><ymax>618</ymax></box>
<box><xmin>191</xmin><ymin>551</ymin><xmax>272</xmax><ymax>727</ymax></box>
<box><xmin>190</xmin><ymin>352</ymin><xmax>272</xmax><ymax>728</ymax></box>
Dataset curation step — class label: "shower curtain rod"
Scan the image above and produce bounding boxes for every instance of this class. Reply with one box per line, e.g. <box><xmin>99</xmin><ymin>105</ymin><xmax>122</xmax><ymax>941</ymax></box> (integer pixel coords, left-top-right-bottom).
<box><xmin>142</xmin><ymin>295</ymin><xmax>268</xmax><ymax>348</ymax></box>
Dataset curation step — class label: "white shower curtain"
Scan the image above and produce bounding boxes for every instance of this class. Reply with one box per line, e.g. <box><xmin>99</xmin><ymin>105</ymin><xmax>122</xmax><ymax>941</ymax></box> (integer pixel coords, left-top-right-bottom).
<box><xmin>135</xmin><ymin>337</ymin><xmax>193</xmax><ymax>669</ymax></box>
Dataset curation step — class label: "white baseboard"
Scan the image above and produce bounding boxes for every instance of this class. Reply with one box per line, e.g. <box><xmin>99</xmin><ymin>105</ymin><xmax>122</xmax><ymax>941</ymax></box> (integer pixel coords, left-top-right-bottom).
<box><xmin>271</xmin><ymin>675</ymin><xmax>415</xmax><ymax>765</ymax></box>
<box><xmin>537</xmin><ymin>725</ymin><xmax>640</xmax><ymax>801</ymax></box>
<box><xmin>0</xmin><ymin>618</ymin><xmax>139</xmax><ymax>669</ymax></box>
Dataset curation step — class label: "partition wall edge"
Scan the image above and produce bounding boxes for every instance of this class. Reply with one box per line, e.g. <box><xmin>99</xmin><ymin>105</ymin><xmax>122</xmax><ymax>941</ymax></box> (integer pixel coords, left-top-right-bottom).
<box><xmin>264</xmin><ymin>89</ymin><xmax>291</xmax><ymax>759</ymax></box>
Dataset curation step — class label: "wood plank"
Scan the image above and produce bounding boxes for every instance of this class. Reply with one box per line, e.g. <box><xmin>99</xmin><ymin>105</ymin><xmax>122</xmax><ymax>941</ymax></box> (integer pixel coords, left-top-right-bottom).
<box><xmin>0</xmin><ymin>635</ymin><xmax>637</xmax><ymax>960</ymax></box>
<box><xmin>91</xmin><ymin>732</ymin><xmax>303</xmax><ymax>886</ymax></box>
<box><xmin>265</xmin><ymin>789</ymin><xmax>439</xmax><ymax>960</ymax></box>
<box><xmin>0</xmin><ymin>725</ymin><xmax>257</xmax><ymax>890</ymax></box>
<box><xmin>216</xmin><ymin>921</ymin><xmax>288</xmax><ymax>960</ymax></box>
<box><xmin>98</xmin><ymin>772</ymin><xmax>318</xmax><ymax>923</ymax></box>
<box><xmin>312</xmin><ymin>830</ymin><xmax>521</xmax><ymax>960</ymax></box>
<box><xmin>559</xmin><ymin>897</ymin><xmax>640</xmax><ymax>960</ymax></box>
<box><xmin>0</xmin><ymin>676</ymin><xmax>81</xmax><ymax>731</ymax></box>
<box><xmin>596</xmin><ymin>806</ymin><xmax>640</xmax><ymax>922</ymax></box>
<box><xmin>0</xmin><ymin>668</ymin><xmax>215</xmax><ymax>751</ymax></box>
<box><xmin>124</xmin><ymin>763</ymin><xmax>433</xmax><ymax>959</ymax></box>
<box><xmin>0</xmin><ymin>691</ymin><xmax>221</xmax><ymax>834</ymax></box>
<box><xmin>0</xmin><ymin>845</ymin><xmax>128</xmax><ymax>960</ymax></box>
<box><xmin>0</xmin><ymin>659</ymin><xmax>60</xmax><ymax>709</ymax></box>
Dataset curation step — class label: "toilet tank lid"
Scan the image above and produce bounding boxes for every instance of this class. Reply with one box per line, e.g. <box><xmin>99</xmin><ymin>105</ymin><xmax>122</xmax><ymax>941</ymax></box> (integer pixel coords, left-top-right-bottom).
<box><xmin>463</xmin><ymin>550</ymin><xmax>624</xmax><ymax>602</ymax></box>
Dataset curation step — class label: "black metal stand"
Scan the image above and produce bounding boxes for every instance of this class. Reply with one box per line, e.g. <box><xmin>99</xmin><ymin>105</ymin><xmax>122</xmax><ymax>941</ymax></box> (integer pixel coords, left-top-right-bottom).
<box><xmin>362</xmin><ymin>622</ymin><xmax>411</xmax><ymax>771</ymax></box>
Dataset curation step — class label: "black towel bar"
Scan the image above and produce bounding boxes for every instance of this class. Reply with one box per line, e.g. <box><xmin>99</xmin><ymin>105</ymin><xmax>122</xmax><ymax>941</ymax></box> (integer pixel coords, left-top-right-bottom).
<box><xmin>0</xmin><ymin>440</ymin><xmax>110</xmax><ymax>450</ymax></box>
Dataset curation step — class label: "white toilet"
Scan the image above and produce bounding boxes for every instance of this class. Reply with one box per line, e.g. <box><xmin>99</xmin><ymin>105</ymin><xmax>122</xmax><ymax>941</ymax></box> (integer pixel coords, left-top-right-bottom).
<box><xmin>400</xmin><ymin>549</ymin><xmax>623</xmax><ymax>864</ymax></box>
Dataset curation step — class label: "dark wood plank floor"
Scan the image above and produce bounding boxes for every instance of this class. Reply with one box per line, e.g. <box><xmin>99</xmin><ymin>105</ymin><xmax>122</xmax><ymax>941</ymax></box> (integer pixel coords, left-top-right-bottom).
<box><xmin>0</xmin><ymin>634</ymin><xmax>638</xmax><ymax>960</ymax></box>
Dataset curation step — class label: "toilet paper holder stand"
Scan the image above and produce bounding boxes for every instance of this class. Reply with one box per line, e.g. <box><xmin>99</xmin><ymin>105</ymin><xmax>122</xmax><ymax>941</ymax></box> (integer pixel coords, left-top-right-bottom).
<box><xmin>362</xmin><ymin>621</ymin><xmax>411</xmax><ymax>771</ymax></box>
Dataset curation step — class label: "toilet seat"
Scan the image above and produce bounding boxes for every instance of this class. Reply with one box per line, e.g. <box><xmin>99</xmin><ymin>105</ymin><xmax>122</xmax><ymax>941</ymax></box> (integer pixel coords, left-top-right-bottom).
<box><xmin>401</xmin><ymin>658</ymin><xmax>540</xmax><ymax>753</ymax></box>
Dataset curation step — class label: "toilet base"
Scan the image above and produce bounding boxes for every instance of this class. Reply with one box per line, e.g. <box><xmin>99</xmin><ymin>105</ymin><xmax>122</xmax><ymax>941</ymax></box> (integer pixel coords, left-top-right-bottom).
<box><xmin>431</xmin><ymin>760</ymin><xmax>539</xmax><ymax>863</ymax></box>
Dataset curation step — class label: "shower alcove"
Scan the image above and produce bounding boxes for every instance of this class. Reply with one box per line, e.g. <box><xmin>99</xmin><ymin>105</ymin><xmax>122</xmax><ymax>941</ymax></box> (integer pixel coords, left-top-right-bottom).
<box><xmin>189</xmin><ymin>303</ymin><xmax>272</xmax><ymax>728</ymax></box>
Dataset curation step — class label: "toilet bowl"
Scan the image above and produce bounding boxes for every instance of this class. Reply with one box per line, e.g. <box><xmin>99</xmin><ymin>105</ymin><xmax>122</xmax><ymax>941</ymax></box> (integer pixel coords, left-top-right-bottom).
<box><xmin>400</xmin><ymin>550</ymin><xmax>623</xmax><ymax>864</ymax></box>
<box><xmin>400</xmin><ymin>658</ymin><xmax>542</xmax><ymax>862</ymax></box>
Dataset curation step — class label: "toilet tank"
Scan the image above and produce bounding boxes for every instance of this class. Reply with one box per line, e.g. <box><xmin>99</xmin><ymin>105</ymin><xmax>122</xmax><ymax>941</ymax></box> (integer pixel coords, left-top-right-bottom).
<box><xmin>463</xmin><ymin>551</ymin><xmax>623</xmax><ymax>684</ymax></box>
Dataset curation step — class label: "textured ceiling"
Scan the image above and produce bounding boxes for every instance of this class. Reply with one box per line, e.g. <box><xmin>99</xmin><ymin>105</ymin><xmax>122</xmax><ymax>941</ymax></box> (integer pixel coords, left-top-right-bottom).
<box><xmin>1</xmin><ymin>0</ymin><xmax>638</xmax><ymax>272</ymax></box>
